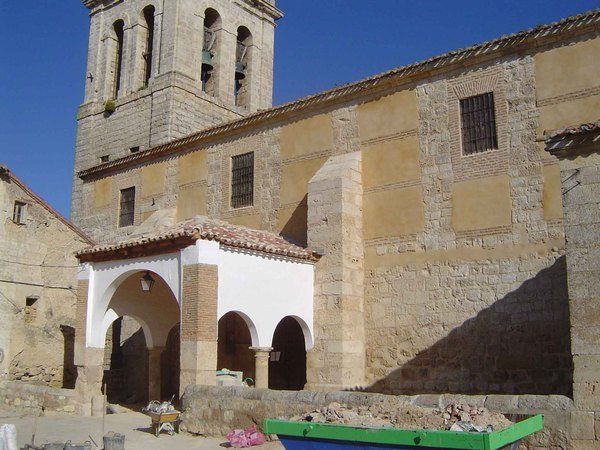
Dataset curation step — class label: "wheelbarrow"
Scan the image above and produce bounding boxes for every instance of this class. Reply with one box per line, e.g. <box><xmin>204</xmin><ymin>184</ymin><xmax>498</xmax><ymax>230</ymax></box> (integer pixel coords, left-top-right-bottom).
<box><xmin>263</xmin><ymin>414</ymin><xmax>543</xmax><ymax>450</ymax></box>
<box><xmin>144</xmin><ymin>410</ymin><xmax>182</xmax><ymax>438</ymax></box>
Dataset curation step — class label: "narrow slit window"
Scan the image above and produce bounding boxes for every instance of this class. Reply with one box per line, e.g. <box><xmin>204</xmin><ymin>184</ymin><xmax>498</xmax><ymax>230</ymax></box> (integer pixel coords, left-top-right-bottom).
<box><xmin>460</xmin><ymin>92</ymin><xmax>498</xmax><ymax>155</ymax></box>
<box><xmin>13</xmin><ymin>201</ymin><xmax>25</xmax><ymax>224</ymax></box>
<box><xmin>231</xmin><ymin>152</ymin><xmax>254</xmax><ymax>209</ymax></box>
<box><xmin>201</xmin><ymin>9</ymin><xmax>220</xmax><ymax>95</ymax></box>
<box><xmin>143</xmin><ymin>6</ymin><xmax>155</xmax><ymax>86</ymax></box>
<box><xmin>119</xmin><ymin>187</ymin><xmax>135</xmax><ymax>227</ymax></box>
<box><xmin>113</xmin><ymin>20</ymin><xmax>125</xmax><ymax>98</ymax></box>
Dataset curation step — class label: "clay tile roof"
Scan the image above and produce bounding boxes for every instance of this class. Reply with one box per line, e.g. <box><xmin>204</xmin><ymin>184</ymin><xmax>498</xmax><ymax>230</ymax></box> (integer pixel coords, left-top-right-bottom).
<box><xmin>544</xmin><ymin>119</ymin><xmax>600</xmax><ymax>141</ymax></box>
<box><xmin>76</xmin><ymin>216</ymin><xmax>320</xmax><ymax>262</ymax></box>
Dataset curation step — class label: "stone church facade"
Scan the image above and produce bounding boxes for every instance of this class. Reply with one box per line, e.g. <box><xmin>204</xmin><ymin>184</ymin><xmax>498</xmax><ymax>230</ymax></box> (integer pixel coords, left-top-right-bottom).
<box><xmin>62</xmin><ymin>0</ymin><xmax>600</xmax><ymax>445</ymax></box>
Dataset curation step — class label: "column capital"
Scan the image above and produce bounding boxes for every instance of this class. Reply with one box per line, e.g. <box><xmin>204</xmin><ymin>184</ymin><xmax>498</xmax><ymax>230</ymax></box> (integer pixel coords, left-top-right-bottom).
<box><xmin>249</xmin><ymin>346</ymin><xmax>273</xmax><ymax>354</ymax></box>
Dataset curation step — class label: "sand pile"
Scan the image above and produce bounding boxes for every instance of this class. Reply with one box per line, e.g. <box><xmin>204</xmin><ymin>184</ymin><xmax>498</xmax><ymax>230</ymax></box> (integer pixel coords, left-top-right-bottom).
<box><xmin>290</xmin><ymin>401</ymin><xmax>513</xmax><ymax>431</ymax></box>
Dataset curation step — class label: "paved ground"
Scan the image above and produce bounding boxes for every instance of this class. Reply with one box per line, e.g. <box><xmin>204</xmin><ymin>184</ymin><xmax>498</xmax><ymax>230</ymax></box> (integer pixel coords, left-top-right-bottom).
<box><xmin>0</xmin><ymin>409</ymin><xmax>284</xmax><ymax>449</ymax></box>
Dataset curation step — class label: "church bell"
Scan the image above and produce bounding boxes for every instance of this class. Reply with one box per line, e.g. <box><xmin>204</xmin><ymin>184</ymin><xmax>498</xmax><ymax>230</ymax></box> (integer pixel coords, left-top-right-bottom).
<box><xmin>202</xmin><ymin>50</ymin><xmax>214</xmax><ymax>72</ymax></box>
<box><xmin>235</xmin><ymin>61</ymin><xmax>246</xmax><ymax>80</ymax></box>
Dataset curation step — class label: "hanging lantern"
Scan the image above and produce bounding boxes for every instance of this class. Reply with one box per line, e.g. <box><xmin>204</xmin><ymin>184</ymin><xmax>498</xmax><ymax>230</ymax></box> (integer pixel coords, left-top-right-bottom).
<box><xmin>140</xmin><ymin>271</ymin><xmax>155</xmax><ymax>293</ymax></box>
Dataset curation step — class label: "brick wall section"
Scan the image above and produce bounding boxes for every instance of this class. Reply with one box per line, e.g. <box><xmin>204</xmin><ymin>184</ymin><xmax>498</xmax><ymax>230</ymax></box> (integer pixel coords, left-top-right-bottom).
<box><xmin>180</xmin><ymin>263</ymin><xmax>218</xmax><ymax>392</ymax></box>
<box><xmin>181</xmin><ymin>264</ymin><xmax>218</xmax><ymax>342</ymax></box>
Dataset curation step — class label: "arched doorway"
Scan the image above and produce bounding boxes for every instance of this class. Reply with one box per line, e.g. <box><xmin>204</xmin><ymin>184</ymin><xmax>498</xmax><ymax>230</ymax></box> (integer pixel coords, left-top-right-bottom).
<box><xmin>162</xmin><ymin>323</ymin><xmax>180</xmax><ymax>401</ymax></box>
<box><xmin>101</xmin><ymin>270</ymin><xmax>180</xmax><ymax>403</ymax></box>
<box><xmin>103</xmin><ymin>316</ymin><xmax>148</xmax><ymax>404</ymax></box>
<box><xmin>217</xmin><ymin>312</ymin><xmax>255</xmax><ymax>384</ymax></box>
<box><xmin>269</xmin><ymin>316</ymin><xmax>307</xmax><ymax>390</ymax></box>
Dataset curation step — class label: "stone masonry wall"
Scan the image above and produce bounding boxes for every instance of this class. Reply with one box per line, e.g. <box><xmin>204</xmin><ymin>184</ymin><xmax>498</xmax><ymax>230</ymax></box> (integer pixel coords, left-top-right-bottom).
<box><xmin>72</xmin><ymin>0</ymin><xmax>278</xmax><ymax>228</ymax></box>
<box><xmin>306</xmin><ymin>151</ymin><xmax>366</xmax><ymax>390</ymax></box>
<box><xmin>0</xmin><ymin>173</ymin><xmax>89</xmax><ymax>388</ymax></box>
<box><xmin>0</xmin><ymin>381</ymin><xmax>76</xmax><ymax>414</ymax></box>
<box><xmin>181</xmin><ymin>385</ymin><xmax>573</xmax><ymax>448</ymax></box>
<box><xmin>363</xmin><ymin>56</ymin><xmax>572</xmax><ymax>395</ymax></box>
<box><xmin>558</xmin><ymin>149</ymin><xmax>600</xmax><ymax>447</ymax></box>
<box><xmin>69</xmin><ymin>35</ymin><xmax>596</xmax><ymax>403</ymax></box>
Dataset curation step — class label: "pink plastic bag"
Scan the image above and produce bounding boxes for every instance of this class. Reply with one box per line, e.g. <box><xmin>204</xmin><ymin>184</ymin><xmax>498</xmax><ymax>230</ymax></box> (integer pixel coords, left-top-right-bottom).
<box><xmin>226</xmin><ymin>426</ymin><xmax>266</xmax><ymax>447</ymax></box>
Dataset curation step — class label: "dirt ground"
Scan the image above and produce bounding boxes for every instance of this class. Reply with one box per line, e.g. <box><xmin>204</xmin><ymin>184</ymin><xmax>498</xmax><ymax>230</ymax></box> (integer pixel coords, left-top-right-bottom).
<box><xmin>0</xmin><ymin>409</ymin><xmax>284</xmax><ymax>450</ymax></box>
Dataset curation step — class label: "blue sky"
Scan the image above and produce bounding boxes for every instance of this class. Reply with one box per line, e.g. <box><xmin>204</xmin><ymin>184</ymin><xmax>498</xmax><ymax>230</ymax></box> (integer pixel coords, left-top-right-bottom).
<box><xmin>0</xmin><ymin>0</ymin><xmax>598</xmax><ymax>218</ymax></box>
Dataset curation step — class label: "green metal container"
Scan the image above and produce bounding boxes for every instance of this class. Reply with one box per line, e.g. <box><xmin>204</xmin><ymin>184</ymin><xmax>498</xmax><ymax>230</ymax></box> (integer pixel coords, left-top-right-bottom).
<box><xmin>263</xmin><ymin>414</ymin><xmax>543</xmax><ymax>450</ymax></box>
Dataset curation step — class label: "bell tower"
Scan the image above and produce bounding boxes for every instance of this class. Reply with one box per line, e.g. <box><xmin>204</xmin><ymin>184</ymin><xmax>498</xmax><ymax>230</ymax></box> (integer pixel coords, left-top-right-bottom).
<box><xmin>72</xmin><ymin>0</ymin><xmax>282</xmax><ymax>220</ymax></box>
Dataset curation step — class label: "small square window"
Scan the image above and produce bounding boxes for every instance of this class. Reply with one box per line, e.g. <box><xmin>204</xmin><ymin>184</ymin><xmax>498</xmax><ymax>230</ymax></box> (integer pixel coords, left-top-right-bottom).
<box><xmin>231</xmin><ymin>152</ymin><xmax>254</xmax><ymax>209</ymax></box>
<box><xmin>119</xmin><ymin>187</ymin><xmax>135</xmax><ymax>227</ymax></box>
<box><xmin>130</xmin><ymin>146</ymin><xmax>140</xmax><ymax>154</ymax></box>
<box><xmin>100</xmin><ymin>155</ymin><xmax>110</xmax><ymax>163</ymax></box>
<box><xmin>24</xmin><ymin>296</ymin><xmax>39</xmax><ymax>322</ymax></box>
<box><xmin>12</xmin><ymin>201</ymin><xmax>25</xmax><ymax>224</ymax></box>
<box><xmin>460</xmin><ymin>92</ymin><xmax>498</xmax><ymax>155</ymax></box>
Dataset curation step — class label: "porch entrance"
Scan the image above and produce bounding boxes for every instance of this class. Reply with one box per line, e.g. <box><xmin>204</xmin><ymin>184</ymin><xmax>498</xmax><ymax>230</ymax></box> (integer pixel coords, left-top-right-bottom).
<box><xmin>101</xmin><ymin>270</ymin><xmax>180</xmax><ymax>403</ymax></box>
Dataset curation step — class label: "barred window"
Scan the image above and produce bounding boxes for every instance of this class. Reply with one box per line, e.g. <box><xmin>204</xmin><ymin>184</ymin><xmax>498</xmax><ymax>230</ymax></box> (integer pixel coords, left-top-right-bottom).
<box><xmin>119</xmin><ymin>187</ymin><xmax>135</xmax><ymax>227</ymax></box>
<box><xmin>12</xmin><ymin>201</ymin><xmax>25</xmax><ymax>224</ymax></box>
<box><xmin>231</xmin><ymin>152</ymin><xmax>254</xmax><ymax>209</ymax></box>
<box><xmin>460</xmin><ymin>92</ymin><xmax>498</xmax><ymax>155</ymax></box>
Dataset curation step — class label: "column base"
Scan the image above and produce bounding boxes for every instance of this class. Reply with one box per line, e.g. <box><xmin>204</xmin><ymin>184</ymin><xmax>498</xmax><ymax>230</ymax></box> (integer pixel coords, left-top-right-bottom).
<box><xmin>179</xmin><ymin>340</ymin><xmax>217</xmax><ymax>397</ymax></box>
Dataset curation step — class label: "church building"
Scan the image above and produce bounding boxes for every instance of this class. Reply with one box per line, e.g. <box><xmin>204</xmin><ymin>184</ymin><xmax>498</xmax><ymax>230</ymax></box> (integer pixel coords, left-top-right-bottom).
<box><xmin>64</xmin><ymin>1</ymin><xmax>599</xmax><ymax>445</ymax></box>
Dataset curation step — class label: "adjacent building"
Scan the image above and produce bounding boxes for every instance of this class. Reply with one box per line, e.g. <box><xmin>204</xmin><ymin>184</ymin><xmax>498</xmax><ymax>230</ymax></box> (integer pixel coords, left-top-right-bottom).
<box><xmin>0</xmin><ymin>166</ymin><xmax>91</xmax><ymax>387</ymax></box>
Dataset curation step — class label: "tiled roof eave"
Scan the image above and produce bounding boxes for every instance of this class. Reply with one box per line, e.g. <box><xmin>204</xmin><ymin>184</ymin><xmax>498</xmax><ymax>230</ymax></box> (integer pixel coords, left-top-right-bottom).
<box><xmin>76</xmin><ymin>220</ymin><xmax>321</xmax><ymax>263</ymax></box>
<box><xmin>544</xmin><ymin>119</ymin><xmax>600</xmax><ymax>142</ymax></box>
<box><xmin>78</xmin><ymin>8</ymin><xmax>600</xmax><ymax>181</ymax></box>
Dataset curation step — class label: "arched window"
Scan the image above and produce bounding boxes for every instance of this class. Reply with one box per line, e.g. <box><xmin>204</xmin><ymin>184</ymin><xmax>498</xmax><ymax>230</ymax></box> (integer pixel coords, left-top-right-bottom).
<box><xmin>112</xmin><ymin>20</ymin><xmax>125</xmax><ymax>98</ymax></box>
<box><xmin>142</xmin><ymin>6</ymin><xmax>155</xmax><ymax>86</ymax></box>
<box><xmin>201</xmin><ymin>9</ymin><xmax>221</xmax><ymax>95</ymax></box>
<box><xmin>234</xmin><ymin>26</ymin><xmax>252</xmax><ymax>108</ymax></box>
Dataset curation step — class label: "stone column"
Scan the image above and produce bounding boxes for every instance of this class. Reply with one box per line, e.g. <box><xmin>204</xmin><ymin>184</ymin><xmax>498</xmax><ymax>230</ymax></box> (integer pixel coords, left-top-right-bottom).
<box><xmin>74</xmin><ymin>347</ymin><xmax>105</xmax><ymax>417</ymax></box>
<box><xmin>73</xmin><ymin>276</ymin><xmax>105</xmax><ymax>416</ymax></box>
<box><xmin>179</xmin><ymin>263</ymin><xmax>218</xmax><ymax>397</ymax></box>
<box><xmin>148</xmin><ymin>347</ymin><xmax>164</xmax><ymax>401</ymax></box>
<box><xmin>305</xmin><ymin>151</ymin><xmax>366</xmax><ymax>391</ymax></box>
<box><xmin>250</xmin><ymin>347</ymin><xmax>272</xmax><ymax>389</ymax></box>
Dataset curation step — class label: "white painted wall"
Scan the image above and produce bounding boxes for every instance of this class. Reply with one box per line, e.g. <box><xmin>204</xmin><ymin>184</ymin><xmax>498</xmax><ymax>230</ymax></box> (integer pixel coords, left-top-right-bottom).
<box><xmin>217</xmin><ymin>247</ymin><xmax>314</xmax><ymax>349</ymax></box>
<box><xmin>82</xmin><ymin>240</ymin><xmax>315</xmax><ymax>352</ymax></box>
<box><xmin>85</xmin><ymin>253</ymin><xmax>181</xmax><ymax>348</ymax></box>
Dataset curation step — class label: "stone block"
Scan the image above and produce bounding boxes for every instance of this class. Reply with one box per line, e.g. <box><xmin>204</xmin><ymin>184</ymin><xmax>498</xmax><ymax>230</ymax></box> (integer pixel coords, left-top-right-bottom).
<box><xmin>485</xmin><ymin>395</ymin><xmax>519</xmax><ymax>412</ymax></box>
<box><xmin>571</xmin><ymin>411</ymin><xmax>596</xmax><ymax>440</ymax></box>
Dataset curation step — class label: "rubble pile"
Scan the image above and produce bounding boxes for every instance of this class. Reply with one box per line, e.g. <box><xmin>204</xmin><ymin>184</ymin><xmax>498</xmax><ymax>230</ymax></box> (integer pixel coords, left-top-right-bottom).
<box><xmin>290</xmin><ymin>401</ymin><xmax>513</xmax><ymax>431</ymax></box>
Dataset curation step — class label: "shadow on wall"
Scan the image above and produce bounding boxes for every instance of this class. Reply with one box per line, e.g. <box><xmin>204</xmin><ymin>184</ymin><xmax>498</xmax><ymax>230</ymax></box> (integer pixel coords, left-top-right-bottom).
<box><xmin>104</xmin><ymin>318</ymin><xmax>148</xmax><ymax>404</ymax></box>
<box><xmin>280</xmin><ymin>195</ymin><xmax>308</xmax><ymax>247</ymax></box>
<box><xmin>366</xmin><ymin>256</ymin><xmax>573</xmax><ymax>396</ymax></box>
<box><xmin>60</xmin><ymin>325</ymin><xmax>76</xmax><ymax>389</ymax></box>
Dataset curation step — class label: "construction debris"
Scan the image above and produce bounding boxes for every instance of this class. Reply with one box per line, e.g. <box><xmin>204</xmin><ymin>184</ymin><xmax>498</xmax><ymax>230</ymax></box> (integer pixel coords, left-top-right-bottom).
<box><xmin>226</xmin><ymin>426</ymin><xmax>266</xmax><ymax>448</ymax></box>
<box><xmin>289</xmin><ymin>402</ymin><xmax>513</xmax><ymax>432</ymax></box>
